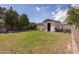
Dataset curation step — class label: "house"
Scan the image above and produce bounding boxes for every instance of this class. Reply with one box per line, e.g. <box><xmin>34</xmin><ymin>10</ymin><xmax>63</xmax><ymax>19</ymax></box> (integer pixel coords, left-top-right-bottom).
<box><xmin>37</xmin><ymin>19</ymin><xmax>62</xmax><ymax>32</ymax></box>
<box><xmin>0</xmin><ymin>19</ymin><xmax>6</xmax><ymax>33</ymax></box>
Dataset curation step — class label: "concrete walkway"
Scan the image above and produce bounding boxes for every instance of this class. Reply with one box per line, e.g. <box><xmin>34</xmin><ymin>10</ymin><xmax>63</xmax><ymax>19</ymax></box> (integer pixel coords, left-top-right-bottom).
<box><xmin>71</xmin><ymin>30</ymin><xmax>79</xmax><ymax>53</ymax></box>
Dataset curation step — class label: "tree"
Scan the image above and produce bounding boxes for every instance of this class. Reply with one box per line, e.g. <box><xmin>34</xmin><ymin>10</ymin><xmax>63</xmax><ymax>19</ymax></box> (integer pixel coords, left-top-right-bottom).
<box><xmin>66</xmin><ymin>7</ymin><xmax>79</xmax><ymax>28</ymax></box>
<box><xmin>28</xmin><ymin>22</ymin><xmax>37</xmax><ymax>30</ymax></box>
<box><xmin>19</xmin><ymin>14</ymin><xmax>29</xmax><ymax>29</ymax></box>
<box><xmin>0</xmin><ymin>7</ymin><xmax>6</xmax><ymax>19</ymax></box>
<box><xmin>4</xmin><ymin>7</ymin><xmax>18</xmax><ymax>30</ymax></box>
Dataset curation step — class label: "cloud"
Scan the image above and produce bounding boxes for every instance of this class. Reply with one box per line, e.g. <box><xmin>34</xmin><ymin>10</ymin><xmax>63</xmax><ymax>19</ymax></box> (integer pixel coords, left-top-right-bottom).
<box><xmin>41</xmin><ymin>6</ymin><xmax>49</xmax><ymax>10</ymax></box>
<box><xmin>53</xmin><ymin>9</ymin><xmax>68</xmax><ymax>23</ymax></box>
<box><xmin>35</xmin><ymin>6</ymin><xmax>50</xmax><ymax>12</ymax></box>
<box><xmin>51</xmin><ymin>12</ymin><xmax>55</xmax><ymax>15</ymax></box>
<box><xmin>71</xmin><ymin>4</ymin><xmax>79</xmax><ymax>9</ymax></box>
<box><xmin>51</xmin><ymin>7</ymin><xmax>61</xmax><ymax>16</ymax></box>
<box><xmin>35</xmin><ymin>7</ymin><xmax>40</xmax><ymax>11</ymax></box>
<box><xmin>56</xmin><ymin>8</ymin><xmax>61</xmax><ymax>12</ymax></box>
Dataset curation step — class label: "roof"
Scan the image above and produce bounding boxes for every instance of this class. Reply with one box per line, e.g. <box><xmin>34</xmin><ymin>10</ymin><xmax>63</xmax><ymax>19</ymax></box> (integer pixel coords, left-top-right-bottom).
<box><xmin>43</xmin><ymin>19</ymin><xmax>61</xmax><ymax>24</ymax></box>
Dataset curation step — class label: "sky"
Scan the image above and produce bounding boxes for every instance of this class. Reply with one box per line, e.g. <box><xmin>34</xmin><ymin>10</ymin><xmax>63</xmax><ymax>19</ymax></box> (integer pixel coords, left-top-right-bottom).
<box><xmin>0</xmin><ymin>4</ymin><xmax>70</xmax><ymax>23</ymax></box>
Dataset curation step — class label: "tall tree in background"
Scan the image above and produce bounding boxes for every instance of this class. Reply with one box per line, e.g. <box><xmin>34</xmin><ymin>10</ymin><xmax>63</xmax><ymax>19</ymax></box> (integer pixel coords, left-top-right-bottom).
<box><xmin>0</xmin><ymin>7</ymin><xmax>6</xmax><ymax>19</ymax></box>
<box><xmin>0</xmin><ymin>6</ymin><xmax>30</xmax><ymax>31</ymax></box>
<box><xmin>4</xmin><ymin>7</ymin><xmax>18</xmax><ymax>30</ymax></box>
<box><xmin>19</xmin><ymin>14</ymin><xmax>29</xmax><ymax>29</ymax></box>
<box><xmin>66</xmin><ymin>7</ymin><xmax>79</xmax><ymax>28</ymax></box>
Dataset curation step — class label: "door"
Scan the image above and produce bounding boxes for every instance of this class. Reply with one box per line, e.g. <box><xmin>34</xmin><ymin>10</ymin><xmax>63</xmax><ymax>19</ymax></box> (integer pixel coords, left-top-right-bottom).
<box><xmin>47</xmin><ymin>23</ymin><xmax>51</xmax><ymax>31</ymax></box>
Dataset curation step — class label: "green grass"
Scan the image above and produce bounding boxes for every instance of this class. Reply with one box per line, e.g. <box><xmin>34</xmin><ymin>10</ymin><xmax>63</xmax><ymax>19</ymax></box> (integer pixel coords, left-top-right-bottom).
<box><xmin>0</xmin><ymin>31</ymin><xmax>71</xmax><ymax>53</ymax></box>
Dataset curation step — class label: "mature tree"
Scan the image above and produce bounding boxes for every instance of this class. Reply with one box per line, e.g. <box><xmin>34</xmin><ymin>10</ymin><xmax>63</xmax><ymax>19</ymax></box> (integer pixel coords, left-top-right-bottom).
<box><xmin>19</xmin><ymin>14</ymin><xmax>29</xmax><ymax>29</ymax></box>
<box><xmin>4</xmin><ymin>7</ymin><xmax>18</xmax><ymax>30</ymax></box>
<box><xmin>0</xmin><ymin>7</ymin><xmax>6</xmax><ymax>19</ymax></box>
<box><xmin>66</xmin><ymin>7</ymin><xmax>79</xmax><ymax>28</ymax></box>
<box><xmin>28</xmin><ymin>22</ymin><xmax>37</xmax><ymax>30</ymax></box>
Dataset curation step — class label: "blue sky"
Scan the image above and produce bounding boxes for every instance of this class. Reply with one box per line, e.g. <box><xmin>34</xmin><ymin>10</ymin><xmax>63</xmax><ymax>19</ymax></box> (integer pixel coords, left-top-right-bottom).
<box><xmin>0</xmin><ymin>4</ymin><xmax>70</xmax><ymax>23</ymax></box>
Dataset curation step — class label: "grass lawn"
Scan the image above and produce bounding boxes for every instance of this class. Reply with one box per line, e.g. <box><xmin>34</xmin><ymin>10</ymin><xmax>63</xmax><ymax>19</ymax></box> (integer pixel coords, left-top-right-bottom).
<box><xmin>0</xmin><ymin>31</ymin><xmax>71</xmax><ymax>54</ymax></box>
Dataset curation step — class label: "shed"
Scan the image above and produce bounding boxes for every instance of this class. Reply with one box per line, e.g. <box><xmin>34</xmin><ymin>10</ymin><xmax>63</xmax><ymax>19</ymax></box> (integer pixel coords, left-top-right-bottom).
<box><xmin>37</xmin><ymin>19</ymin><xmax>62</xmax><ymax>32</ymax></box>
